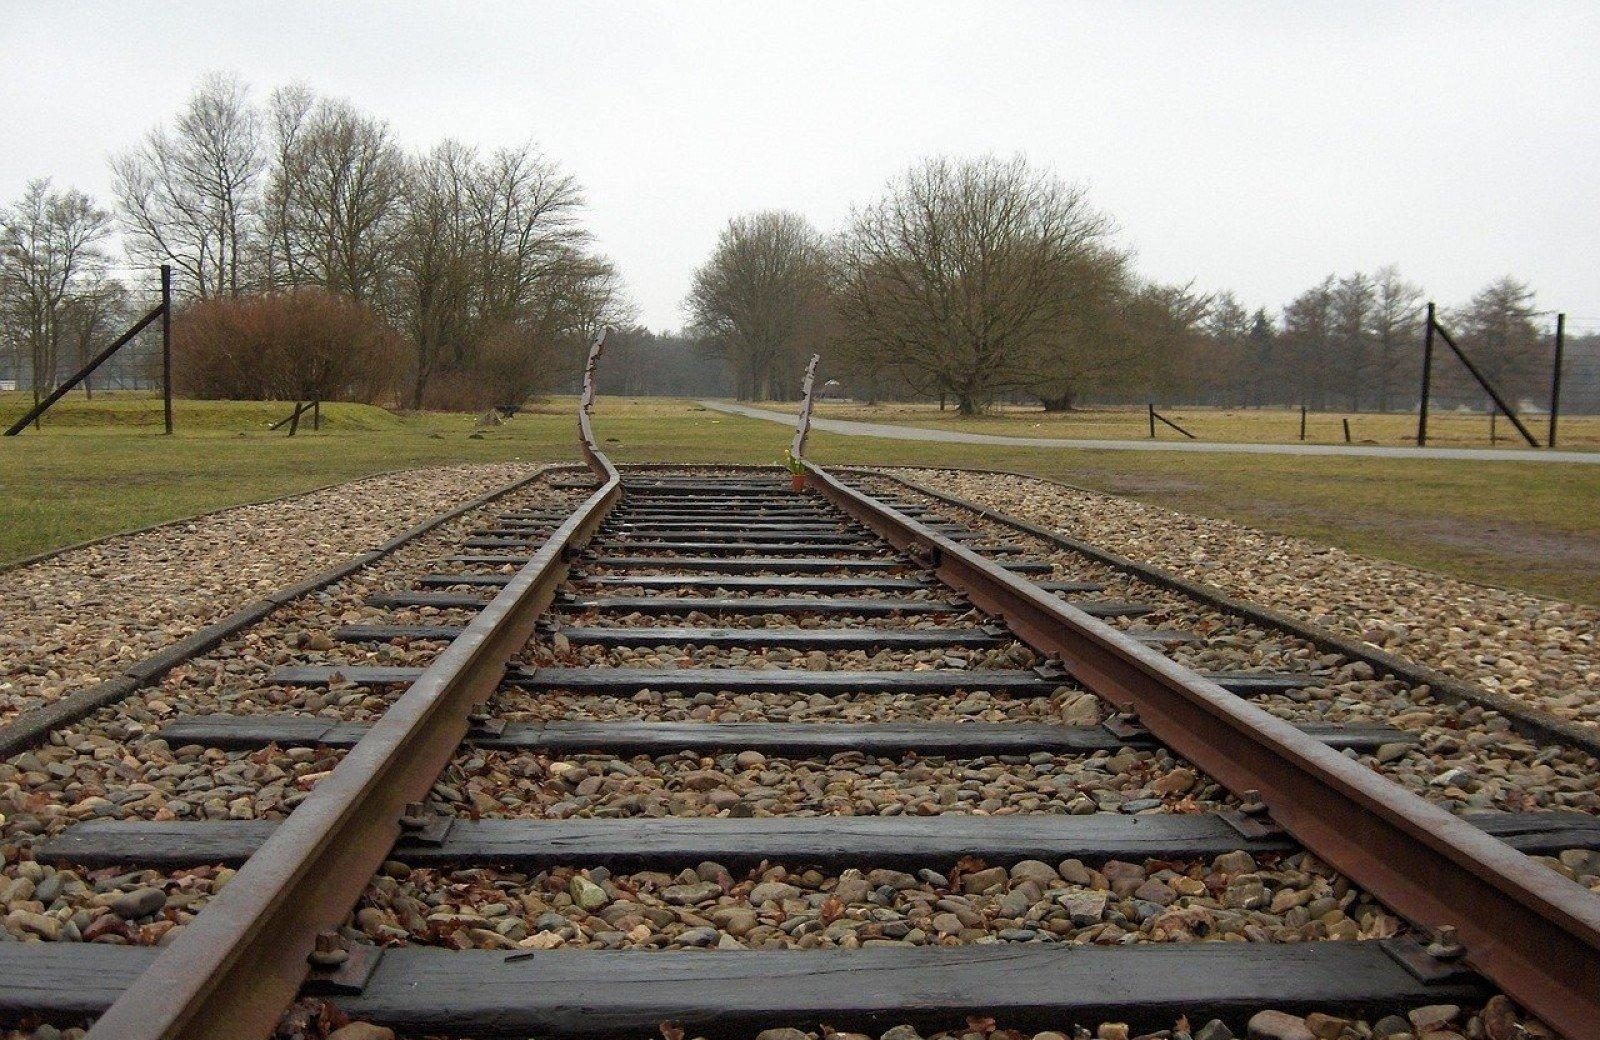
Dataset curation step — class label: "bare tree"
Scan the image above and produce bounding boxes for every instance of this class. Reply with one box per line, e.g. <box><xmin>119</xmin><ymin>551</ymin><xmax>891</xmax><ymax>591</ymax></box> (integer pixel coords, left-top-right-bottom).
<box><xmin>1330</xmin><ymin>272</ymin><xmax>1375</xmax><ymax>410</ymax></box>
<box><xmin>0</xmin><ymin>179</ymin><xmax>113</xmax><ymax>399</ymax></box>
<box><xmin>687</xmin><ymin>211</ymin><xmax>830</xmax><ymax>400</ymax></box>
<box><xmin>1370</xmin><ymin>265</ymin><xmax>1422</xmax><ymax>411</ymax></box>
<box><xmin>112</xmin><ymin>72</ymin><xmax>263</xmax><ymax>298</ymax></box>
<box><xmin>1195</xmin><ymin>290</ymin><xmax>1251</xmax><ymax>406</ymax></box>
<box><xmin>1445</xmin><ymin>277</ymin><xmax>1544</xmax><ymax>405</ymax></box>
<box><xmin>58</xmin><ymin>275</ymin><xmax>130</xmax><ymax>398</ymax></box>
<box><xmin>1127</xmin><ymin>281</ymin><xmax>1213</xmax><ymax>404</ymax></box>
<box><xmin>468</xmin><ymin>145</ymin><xmax>588</xmax><ymax>322</ymax></box>
<box><xmin>1027</xmin><ymin>246</ymin><xmax>1139</xmax><ymax>411</ymax></box>
<box><xmin>1280</xmin><ymin>276</ymin><xmax>1336</xmax><ymax>409</ymax></box>
<box><xmin>835</xmin><ymin>156</ymin><xmax>1113</xmax><ymax>414</ymax></box>
<box><xmin>478</xmin><ymin>248</ymin><xmax>631</xmax><ymax>407</ymax></box>
<box><xmin>394</xmin><ymin>141</ymin><xmax>474</xmax><ymax>407</ymax></box>
<box><xmin>393</xmin><ymin>141</ymin><xmax>606</xmax><ymax>408</ymax></box>
<box><xmin>262</xmin><ymin>94</ymin><xmax>406</xmax><ymax>302</ymax></box>
<box><xmin>260</xmin><ymin>84</ymin><xmax>317</xmax><ymax>288</ymax></box>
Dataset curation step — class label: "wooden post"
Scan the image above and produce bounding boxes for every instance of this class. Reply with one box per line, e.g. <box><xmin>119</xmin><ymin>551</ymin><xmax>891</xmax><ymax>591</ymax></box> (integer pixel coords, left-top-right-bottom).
<box><xmin>1147</xmin><ymin>403</ymin><xmax>1156</xmax><ymax>439</ymax></box>
<box><xmin>1549</xmin><ymin>314</ymin><xmax>1565</xmax><ymax>448</ymax></box>
<box><xmin>1299</xmin><ymin>405</ymin><xmax>1307</xmax><ymax>442</ymax></box>
<box><xmin>161</xmin><ymin>264</ymin><xmax>173</xmax><ymax>435</ymax></box>
<box><xmin>1342</xmin><ymin>418</ymin><xmax>1352</xmax><ymax>444</ymax></box>
<box><xmin>1417</xmin><ymin>303</ymin><xmax>1435</xmax><ymax>446</ymax></box>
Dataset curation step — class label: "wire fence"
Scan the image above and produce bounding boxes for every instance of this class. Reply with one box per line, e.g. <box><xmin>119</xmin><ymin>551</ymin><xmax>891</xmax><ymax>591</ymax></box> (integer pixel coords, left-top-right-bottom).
<box><xmin>0</xmin><ymin>267</ymin><xmax>170</xmax><ymax>430</ymax></box>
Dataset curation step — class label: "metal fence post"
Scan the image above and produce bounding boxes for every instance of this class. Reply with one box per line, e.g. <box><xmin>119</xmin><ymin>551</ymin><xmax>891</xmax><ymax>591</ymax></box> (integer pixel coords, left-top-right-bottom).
<box><xmin>161</xmin><ymin>264</ymin><xmax>173</xmax><ymax>435</ymax></box>
<box><xmin>1549</xmin><ymin>314</ymin><xmax>1565</xmax><ymax>448</ymax></box>
<box><xmin>1417</xmin><ymin>303</ymin><xmax>1435</xmax><ymax>446</ymax></box>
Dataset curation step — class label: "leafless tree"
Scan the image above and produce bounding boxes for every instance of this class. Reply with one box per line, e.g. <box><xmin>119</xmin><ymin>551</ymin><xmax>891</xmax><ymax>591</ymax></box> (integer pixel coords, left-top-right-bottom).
<box><xmin>112</xmin><ymin>72</ymin><xmax>263</xmax><ymax>298</ymax></box>
<box><xmin>1199</xmin><ymin>291</ymin><xmax>1252</xmax><ymax>406</ymax></box>
<box><xmin>0</xmin><ymin>179</ymin><xmax>113</xmax><ymax>399</ymax></box>
<box><xmin>1280</xmin><ymin>276</ymin><xmax>1337</xmax><ymax>409</ymax></box>
<box><xmin>1126</xmin><ymin>281</ymin><xmax>1213</xmax><ymax>404</ymax></box>
<box><xmin>1025</xmin><ymin>246</ymin><xmax>1139</xmax><ymax>411</ymax></box>
<box><xmin>1445</xmin><ymin>277</ymin><xmax>1545</xmax><ymax>405</ymax></box>
<box><xmin>834</xmin><ymin>156</ymin><xmax>1114</xmax><ymax>414</ymax></box>
<box><xmin>58</xmin><ymin>276</ymin><xmax>131</xmax><ymax>398</ymax></box>
<box><xmin>259</xmin><ymin>84</ymin><xmax>316</xmax><ymax>289</ymax></box>
<box><xmin>1370</xmin><ymin>265</ymin><xmax>1422</xmax><ymax>411</ymax></box>
<box><xmin>1331</xmin><ymin>272</ymin><xmax>1375</xmax><ymax>410</ymax></box>
<box><xmin>687</xmin><ymin>211</ymin><xmax>830</xmax><ymax>400</ymax></box>
<box><xmin>393</xmin><ymin>141</ymin><xmax>609</xmax><ymax>408</ymax></box>
<box><xmin>477</xmin><ymin>248</ymin><xmax>631</xmax><ymax>406</ymax></box>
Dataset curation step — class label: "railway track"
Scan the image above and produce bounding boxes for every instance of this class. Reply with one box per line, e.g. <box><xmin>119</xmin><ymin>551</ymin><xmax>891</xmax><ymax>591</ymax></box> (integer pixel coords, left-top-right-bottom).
<box><xmin>1</xmin><ymin>392</ymin><xmax>1598</xmax><ymax>1039</ymax></box>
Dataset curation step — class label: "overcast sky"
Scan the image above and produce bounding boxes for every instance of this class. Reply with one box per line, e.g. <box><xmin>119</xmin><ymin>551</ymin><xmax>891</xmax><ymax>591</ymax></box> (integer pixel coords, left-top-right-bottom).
<box><xmin>3</xmin><ymin>2</ymin><xmax>1596</xmax><ymax>330</ymax></box>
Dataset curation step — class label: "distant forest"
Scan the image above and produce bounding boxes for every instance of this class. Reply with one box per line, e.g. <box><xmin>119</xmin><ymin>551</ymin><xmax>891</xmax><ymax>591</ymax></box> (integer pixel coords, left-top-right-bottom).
<box><xmin>577</xmin><ymin>319</ymin><xmax>1599</xmax><ymax>415</ymax></box>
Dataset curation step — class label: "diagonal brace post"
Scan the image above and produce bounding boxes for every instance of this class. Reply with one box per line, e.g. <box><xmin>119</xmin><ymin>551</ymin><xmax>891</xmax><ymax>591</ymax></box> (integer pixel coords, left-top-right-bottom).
<box><xmin>1430</xmin><ymin>316</ymin><xmax>1541</xmax><ymax>448</ymax></box>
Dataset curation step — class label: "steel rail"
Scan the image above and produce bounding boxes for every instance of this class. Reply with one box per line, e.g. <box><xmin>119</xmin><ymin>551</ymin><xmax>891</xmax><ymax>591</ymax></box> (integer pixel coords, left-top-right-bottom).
<box><xmin>803</xmin><ymin>461</ymin><xmax>1600</xmax><ymax>1040</ymax></box>
<box><xmin>860</xmin><ymin>465</ymin><xmax>1600</xmax><ymax>759</ymax></box>
<box><xmin>84</xmin><ymin>349</ymin><xmax>622</xmax><ymax>1040</ymax></box>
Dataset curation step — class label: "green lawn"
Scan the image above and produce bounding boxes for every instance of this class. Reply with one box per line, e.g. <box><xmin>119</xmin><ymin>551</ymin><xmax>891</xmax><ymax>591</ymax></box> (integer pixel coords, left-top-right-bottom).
<box><xmin>2</xmin><ymin>394</ymin><xmax>1596</xmax><ymax>605</ymax></box>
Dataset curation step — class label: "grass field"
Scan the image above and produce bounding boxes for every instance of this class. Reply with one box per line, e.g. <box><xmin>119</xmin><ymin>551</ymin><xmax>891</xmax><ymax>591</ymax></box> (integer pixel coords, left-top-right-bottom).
<box><xmin>1</xmin><ymin>394</ymin><xmax>1596</xmax><ymax>605</ymax></box>
<box><xmin>758</xmin><ymin>400</ymin><xmax>1597</xmax><ymax>450</ymax></box>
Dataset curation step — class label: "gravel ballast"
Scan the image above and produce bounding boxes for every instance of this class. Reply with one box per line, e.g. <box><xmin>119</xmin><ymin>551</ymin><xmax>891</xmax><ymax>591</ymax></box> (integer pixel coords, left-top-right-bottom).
<box><xmin>351</xmin><ymin>849</ymin><xmax>1398</xmax><ymax>951</ymax></box>
<box><xmin>880</xmin><ymin>469</ymin><xmax>1599</xmax><ymax>729</ymax></box>
<box><xmin>0</xmin><ymin>463</ymin><xmax>548</xmax><ymax>724</ymax></box>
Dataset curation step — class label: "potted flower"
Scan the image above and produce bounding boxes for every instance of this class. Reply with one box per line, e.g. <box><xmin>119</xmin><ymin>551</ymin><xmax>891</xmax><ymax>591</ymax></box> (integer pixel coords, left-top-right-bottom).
<box><xmin>783</xmin><ymin>450</ymin><xmax>806</xmax><ymax>491</ymax></box>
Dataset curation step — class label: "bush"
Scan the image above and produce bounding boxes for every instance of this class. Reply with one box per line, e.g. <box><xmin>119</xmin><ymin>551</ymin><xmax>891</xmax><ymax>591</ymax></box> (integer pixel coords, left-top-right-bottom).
<box><xmin>173</xmin><ymin>289</ymin><xmax>406</xmax><ymax>403</ymax></box>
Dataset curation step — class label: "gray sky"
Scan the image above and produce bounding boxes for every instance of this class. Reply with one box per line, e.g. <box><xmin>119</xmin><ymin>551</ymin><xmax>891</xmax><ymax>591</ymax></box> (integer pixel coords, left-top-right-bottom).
<box><xmin>3</xmin><ymin>2</ymin><xmax>1597</xmax><ymax>330</ymax></box>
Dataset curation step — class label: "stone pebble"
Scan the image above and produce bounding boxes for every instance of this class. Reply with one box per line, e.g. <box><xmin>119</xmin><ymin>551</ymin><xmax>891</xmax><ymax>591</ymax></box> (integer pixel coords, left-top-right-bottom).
<box><xmin>883</xmin><ymin>468</ymin><xmax>1598</xmax><ymax>729</ymax></box>
<box><xmin>350</xmin><ymin>850</ymin><xmax>1398</xmax><ymax>952</ymax></box>
<box><xmin>0</xmin><ymin>463</ymin><xmax>549</xmax><ymax>724</ymax></box>
<box><xmin>522</xmin><ymin>639</ymin><xmax>1041</xmax><ymax>673</ymax></box>
<box><xmin>432</xmin><ymin>749</ymin><xmax>1232</xmax><ymax>819</ymax></box>
<box><xmin>491</xmin><ymin>686</ymin><xmax>1100</xmax><ymax>726</ymax></box>
<box><xmin>864</xmin><ymin>472</ymin><xmax>1600</xmax><ymax>817</ymax></box>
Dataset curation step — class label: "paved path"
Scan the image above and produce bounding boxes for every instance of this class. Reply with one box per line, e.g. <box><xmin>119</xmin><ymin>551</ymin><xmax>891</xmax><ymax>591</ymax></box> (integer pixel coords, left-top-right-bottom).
<box><xmin>703</xmin><ymin>401</ymin><xmax>1600</xmax><ymax>465</ymax></box>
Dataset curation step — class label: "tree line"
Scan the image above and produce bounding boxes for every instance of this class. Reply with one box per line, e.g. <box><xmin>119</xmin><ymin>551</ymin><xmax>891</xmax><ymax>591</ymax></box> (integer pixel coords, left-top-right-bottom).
<box><xmin>2</xmin><ymin>73</ymin><xmax>627</xmax><ymax>409</ymax></box>
<box><xmin>685</xmin><ymin>155</ymin><xmax>1580</xmax><ymax>414</ymax></box>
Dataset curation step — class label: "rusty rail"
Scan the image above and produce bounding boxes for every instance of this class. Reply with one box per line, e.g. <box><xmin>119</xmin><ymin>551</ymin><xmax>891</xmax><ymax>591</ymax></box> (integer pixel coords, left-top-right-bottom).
<box><xmin>84</xmin><ymin>349</ymin><xmax>621</xmax><ymax>1040</ymax></box>
<box><xmin>790</xmin><ymin>353</ymin><xmax>821</xmax><ymax>460</ymax></box>
<box><xmin>803</xmin><ymin>462</ymin><xmax>1600</xmax><ymax>1040</ymax></box>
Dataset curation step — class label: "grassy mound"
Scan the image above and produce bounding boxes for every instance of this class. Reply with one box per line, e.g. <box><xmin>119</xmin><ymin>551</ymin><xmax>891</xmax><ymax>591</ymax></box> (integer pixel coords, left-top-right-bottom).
<box><xmin>0</xmin><ymin>393</ymin><xmax>405</xmax><ymax>432</ymax></box>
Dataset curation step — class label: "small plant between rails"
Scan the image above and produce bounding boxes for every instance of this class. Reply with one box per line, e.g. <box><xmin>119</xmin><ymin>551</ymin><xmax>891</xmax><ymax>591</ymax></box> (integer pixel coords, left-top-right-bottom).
<box><xmin>0</xmin><ymin>336</ymin><xmax>1597</xmax><ymax>1040</ymax></box>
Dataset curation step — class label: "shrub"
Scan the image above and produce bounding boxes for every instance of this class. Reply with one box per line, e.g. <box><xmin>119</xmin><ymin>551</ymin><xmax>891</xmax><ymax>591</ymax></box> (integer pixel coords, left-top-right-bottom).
<box><xmin>173</xmin><ymin>289</ymin><xmax>406</xmax><ymax>403</ymax></box>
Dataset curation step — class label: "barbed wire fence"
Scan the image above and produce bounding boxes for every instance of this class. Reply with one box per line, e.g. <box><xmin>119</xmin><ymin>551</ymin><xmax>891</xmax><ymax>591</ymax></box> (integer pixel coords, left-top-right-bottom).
<box><xmin>1</xmin><ymin>265</ymin><xmax>172</xmax><ymax>434</ymax></box>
